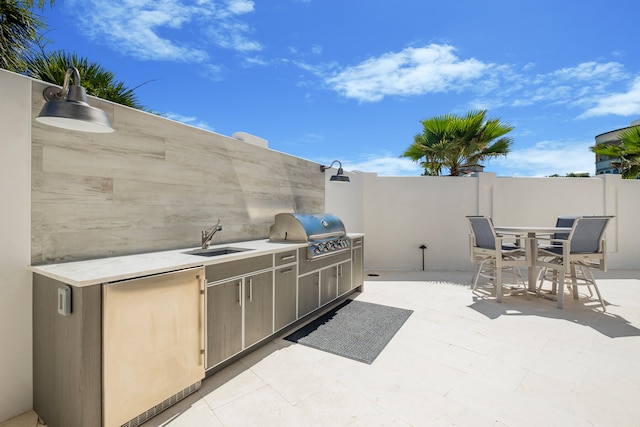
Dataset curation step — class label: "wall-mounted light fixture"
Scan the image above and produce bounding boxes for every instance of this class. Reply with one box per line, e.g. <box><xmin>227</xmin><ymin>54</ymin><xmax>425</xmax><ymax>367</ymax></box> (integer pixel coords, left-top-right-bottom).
<box><xmin>36</xmin><ymin>67</ymin><xmax>114</xmax><ymax>133</ymax></box>
<box><xmin>320</xmin><ymin>160</ymin><xmax>350</xmax><ymax>182</ymax></box>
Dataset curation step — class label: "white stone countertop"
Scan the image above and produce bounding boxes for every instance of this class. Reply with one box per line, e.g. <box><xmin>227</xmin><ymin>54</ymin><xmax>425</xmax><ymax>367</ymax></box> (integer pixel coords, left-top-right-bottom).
<box><xmin>31</xmin><ymin>234</ymin><xmax>363</xmax><ymax>287</ymax></box>
<box><xmin>31</xmin><ymin>239</ymin><xmax>305</xmax><ymax>287</ymax></box>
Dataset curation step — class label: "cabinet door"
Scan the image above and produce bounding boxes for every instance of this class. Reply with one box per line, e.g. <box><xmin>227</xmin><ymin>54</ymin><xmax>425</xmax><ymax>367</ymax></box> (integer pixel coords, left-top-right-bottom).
<box><xmin>103</xmin><ymin>268</ymin><xmax>205</xmax><ymax>427</ymax></box>
<box><xmin>274</xmin><ymin>266</ymin><xmax>297</xmax><ymax>331</ymax></box>
<box><xmin>320</xmin><ymin>266</ymin><xmax>337</xmax><ymax>306</ymax></box>
<box><xmin>244</xmin><ymin>270</ymin><xmax>274</xmax><ymax>348</ymax></box>
<box><xmin>206</xmin><ymin>278</ymin><xmax>243</xmax><ymax>369</ymax></box>
<box><xmin>338</xmin><ymin>261</ymin><xmax>352</xmax><ymax>296</ymax></box>
<box><xmin>298</xmin><ymin>272</ymin><xmax>320</xmax><ymax>318</ymax></box>
<box><xmin>352</xmin><ymin>245</ymin><xmax>363</xmax><ymax>288</ymax></box>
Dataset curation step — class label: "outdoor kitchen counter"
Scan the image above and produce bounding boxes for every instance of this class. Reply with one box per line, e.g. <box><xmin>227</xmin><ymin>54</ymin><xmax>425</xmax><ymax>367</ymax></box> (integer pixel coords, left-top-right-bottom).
<box><xmin>31</xmin><ymin>239</ymin><xmax>304</xmax><ymax>287</ymax></box>
<box><xmin>31</xmin><ymin>234</ymin><xmax>364</xmax><ymax>287</ymax></box>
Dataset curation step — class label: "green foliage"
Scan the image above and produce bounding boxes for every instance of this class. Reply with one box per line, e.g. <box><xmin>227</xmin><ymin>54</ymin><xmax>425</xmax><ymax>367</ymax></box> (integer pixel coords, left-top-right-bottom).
<box><xmin>548</xmin><ymin>173</ymin><xmax>590</xmax><ymax>178</ymax></box>
<box><xmin>2</xmin><ymin>1</ymin><xmax>144</xmax><ymax>109</ymax></box>
<box><xmin>402</xmin><ymin>110</ymin><xmax>514</xmax><ymax>176</ymax></box>
<box><xmin>0</xmin><ymin>0</ymin><xmax>50</xmax><ymax>71</ymax></box>
<box><xmin>23</xmin><ymin>50</ymin><xmax>144</xmax><ymax>109</ymax></box>
<box><xmin>591</xmin><ymin>126</ymin><xmax>640</xmax><ymax>179</ymax></box>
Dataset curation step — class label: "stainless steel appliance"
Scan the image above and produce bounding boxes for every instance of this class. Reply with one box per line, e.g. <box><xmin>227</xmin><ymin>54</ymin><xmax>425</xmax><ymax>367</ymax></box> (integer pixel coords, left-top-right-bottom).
<box><xmin>269</xmin><ymin>213</ymin><xmax>350</xmax><ymax>259</ymax></box>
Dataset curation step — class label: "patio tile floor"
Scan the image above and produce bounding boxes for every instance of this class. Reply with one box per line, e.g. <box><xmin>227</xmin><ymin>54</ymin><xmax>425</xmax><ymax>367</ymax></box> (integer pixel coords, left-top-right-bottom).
<box><xmin>6</xmin><ymin>269</ymin><xmax>640</xmax><ymax>427</ymax></box>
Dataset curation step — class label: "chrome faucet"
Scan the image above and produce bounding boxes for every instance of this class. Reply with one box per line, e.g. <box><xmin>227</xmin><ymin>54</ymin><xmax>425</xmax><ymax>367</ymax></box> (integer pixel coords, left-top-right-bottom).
<box><xmin>201</xmin><ymin>219</ymin><xmax>222</xmax><ymax>249</ymax></box>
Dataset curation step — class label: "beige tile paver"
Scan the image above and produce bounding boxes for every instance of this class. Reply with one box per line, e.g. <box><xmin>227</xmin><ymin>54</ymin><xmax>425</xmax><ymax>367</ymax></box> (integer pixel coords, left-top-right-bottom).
<box><xmin>8</xmin><ymin>270</ymin><xmax>638</xmax><ymax>427</ymax></box>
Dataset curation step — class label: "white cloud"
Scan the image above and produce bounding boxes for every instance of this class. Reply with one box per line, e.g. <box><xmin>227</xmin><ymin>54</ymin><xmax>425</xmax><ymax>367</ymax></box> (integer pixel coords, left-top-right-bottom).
<box><xmin>334</xmin><ymin>142</ymin><xmax>596</xmax><ymax>177</ymax></box>
<box><xmin>491</xmin><ymin>140</ymin><xmax>596</xmax><ymax>177</ymax></box>
<box><xmin>548</xmin><ymin>61</ymin><xmax>626</xmax><ymax>82</ymax></box>
<box><xmin>206</xmin><ymin>21</ymin><xmax>262</xmax><ymax>52</ymax></box>
<box><xmin>325</xmin><ymin>44</ymin><xmax>489</xmax><ymax>102</ymax></box>
<box><xmin>578</xmin><ymin>77</ymin><xmax>640</xmax><ymax>118</ymax></box>
<box><xmin>67</xmin><ymin>0</ymin><xmax>261</xmax><ymax>61</ymax></box>
<box><xmin>480</xmin><ymin>61</ymin><xmax>630</xmax><ymax>111</ymax></box>
<box><xmin>226</xmin><ymin>0</ymin><xmax>255</xmax><ymax>14</ymax></box>
<box><xmin>340</xmin><ymin>153</ymin><xmax>424</xmax><ymax>176</ymax></box>
<box><xmin>163</xmin><ymin>112</ymin><xmax>214</xmax><ymax>131</ymax></box>
<box><xmin>320</xmin><ymin>45</ymin><xmax>637</xmax><ymax>122</ymax></box>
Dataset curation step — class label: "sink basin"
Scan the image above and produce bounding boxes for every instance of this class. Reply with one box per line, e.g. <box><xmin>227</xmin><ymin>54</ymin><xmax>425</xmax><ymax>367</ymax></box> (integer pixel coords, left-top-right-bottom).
<box><xmin>184</xmin><ymin>247</ymin><xmax>254</xmax><ymax>257</ymax></box>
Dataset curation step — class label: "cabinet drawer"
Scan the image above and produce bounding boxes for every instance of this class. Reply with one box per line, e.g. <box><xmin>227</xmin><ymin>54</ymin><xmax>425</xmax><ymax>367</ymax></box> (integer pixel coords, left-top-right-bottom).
<box><xmin>275</xmin><ymin>249</ymin><xmax>297</xmax><ymax>266</ymax></box>
<box><xmin>298</xmin><ymin>248</ymin><xmax>350</xmax><ymax>275</ymax></box>
<box><xmin>351</xmin><ymin>237</ymin><xmax>363</xmax><ymax>247</ymax></box>
<box><xmin>205</xmin><ymin>254</ymin><xmax>272</xmax><ymax>283</ymax></box>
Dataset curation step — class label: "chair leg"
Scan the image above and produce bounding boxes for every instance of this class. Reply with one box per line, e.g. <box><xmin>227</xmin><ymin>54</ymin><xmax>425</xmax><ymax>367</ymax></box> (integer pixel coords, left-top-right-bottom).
<box><xmin>537</xmin><ymin>267</ymin><xmax>547</xmax><ymax>294</ymax></box>
<box><xmin>537</xmin><ymin>266</ymin><xmax>559</xmax><ymax>296</ymax></box>
<box><xmin>471</xmin><ymin>262</ymin><xmax>481</xmax><ymax>288</ymax></box>
<box><xmin>582</xmin><ymin>267</ymin><xmax>606</xmax><ymax>311</ymax></box>
<box><xmin>575</xmin><ymin>265</ymin><xmax>594</xmax><ymax>297</ymax></box>
<box><xmin>514</xmin><ymin>266</ymin><xmax>529</xmax><ymax>300</ymax></box>
<box><xmin>472</xmin><ymin>258</ymin><xmax>492</xmax><ymax>292</ymax></box>
<box><xmin>569</xmin><ymin>265</ymin><xmax>580</xmax><ymax>300</ymax></box>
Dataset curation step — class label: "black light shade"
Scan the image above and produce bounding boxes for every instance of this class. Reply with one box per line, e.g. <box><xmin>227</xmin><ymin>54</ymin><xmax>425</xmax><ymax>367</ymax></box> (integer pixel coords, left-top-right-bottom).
<box><xmin>36</xmin><ymin>67</ymin><xmax>113</xmax><ymax>133</ymax></box>
<box><xmin>320</xmin><ymin>160</ymin><xmax>350</xmax><ymax>182</ymax></box>
<box><xmin>329</xmin><ymin>172</ymin><xmax>350</xmax><ymax>182</ymax></box>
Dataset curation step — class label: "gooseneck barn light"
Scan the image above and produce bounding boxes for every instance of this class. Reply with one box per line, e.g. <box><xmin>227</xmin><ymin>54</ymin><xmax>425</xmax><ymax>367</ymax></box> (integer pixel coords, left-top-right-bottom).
<box><xmin>320</xmin><ymin>160</ymin><xmax>350</xmax><ymax>182</ymax></box>
<box><xmin>36</xmin><ymin>67</ymin><xmax>114</xmax><ymax>133</ymax></box>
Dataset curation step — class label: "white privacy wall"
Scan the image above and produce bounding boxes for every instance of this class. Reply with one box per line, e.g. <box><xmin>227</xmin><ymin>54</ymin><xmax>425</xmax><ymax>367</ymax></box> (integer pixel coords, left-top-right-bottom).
<box><xmin>1</xmin><ymin>66</ymin><xmax>639</xmax><ymax>423</ymax></box>
<box><xmin>0</xmin><ymin>71</ymin><xmax>32</xmax><ymax>421</ymax></box>
<box><xmin>326</xmin><ymin>170</ymin><xmax>638</xmax><ymax>271</ymax></box>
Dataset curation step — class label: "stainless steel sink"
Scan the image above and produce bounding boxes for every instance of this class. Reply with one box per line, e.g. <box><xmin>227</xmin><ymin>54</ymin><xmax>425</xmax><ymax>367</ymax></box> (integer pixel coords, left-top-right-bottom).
<box><xmin>184</xmin><ymin>247</ymin><xmax>254</xmax><ymax>257</ymax></box>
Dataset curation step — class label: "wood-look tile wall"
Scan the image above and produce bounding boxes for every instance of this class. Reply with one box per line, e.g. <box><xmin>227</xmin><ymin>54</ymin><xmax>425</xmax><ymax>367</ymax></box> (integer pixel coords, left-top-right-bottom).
<box><xmin>31</xmin><ymin>81</ymin><xmax>324</xmax><ymax>265</ymax></box>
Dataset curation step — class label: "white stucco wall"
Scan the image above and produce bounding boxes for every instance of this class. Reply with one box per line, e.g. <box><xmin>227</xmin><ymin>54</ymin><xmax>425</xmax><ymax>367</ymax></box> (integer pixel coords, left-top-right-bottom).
<box><xmin>326</xmin><ymin>171</ymin><xmax>639</xmax><ymax>272</ymax></box>
<box><xmin>0</xmin><ymin>70</ymin><xmax>32</xmax><ymax>421</ymax></box>
<box><xmin>1</xmin><ymin>67</ymin><xmax>639</xmax><ymax>423</ymax></box>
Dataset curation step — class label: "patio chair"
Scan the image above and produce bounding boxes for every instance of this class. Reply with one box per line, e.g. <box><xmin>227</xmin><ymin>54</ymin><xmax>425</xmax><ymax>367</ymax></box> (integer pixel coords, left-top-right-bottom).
<box><xmin>466</xmin><ymin>216</ymin><xmax>529</xmax><ymax>302</ymax></box>
<box><xmin>537</xmin><ymin>216</ymin><xmax>579</xmax><ymax>294</ymax></box>
<box><xmin>536</xmin><ymin>216</ymin><xmax>613</xmax><ymax>311</ymax></box>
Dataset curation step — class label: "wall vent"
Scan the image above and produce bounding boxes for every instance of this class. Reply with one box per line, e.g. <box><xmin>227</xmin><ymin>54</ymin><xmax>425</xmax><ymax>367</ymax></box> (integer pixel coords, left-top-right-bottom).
<box><xmin>120</xmin><ymin>381</ymin><xmax>201</xmax><ymax>427</ymax></box>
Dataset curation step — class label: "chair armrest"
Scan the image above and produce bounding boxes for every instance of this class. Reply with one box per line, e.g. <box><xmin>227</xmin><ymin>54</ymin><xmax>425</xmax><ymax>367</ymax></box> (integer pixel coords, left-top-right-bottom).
<box><xmin>495</xmin><ymin>231</ymin><xmax>526</xmax><ymax>248</ymax></box>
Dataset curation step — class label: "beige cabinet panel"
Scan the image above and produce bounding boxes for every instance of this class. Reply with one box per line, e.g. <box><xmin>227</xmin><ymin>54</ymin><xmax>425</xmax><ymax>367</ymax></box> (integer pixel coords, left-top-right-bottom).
<box><xmin>320</xmin><ymin>266</ymin><xmax>337</xmax><ymax>306</ymax></box>
<box><xmin>244</xmin><ymin>270</ymin><xmax>274</xmax><ymax>347</ymax></box>
<box><xmin>103</xmin><ymin>268</ymin><xmax>205</xmax><ymax>427</ymax></box>
<box><xmin>298</xmin><ymin>272</ymin><xmax>320</xmax><ymax>318</ymax></box>
<box><xmin>274</xmin><ymin>266</ymin><xmax>297</xmax><ymax>331</ymax></box>
<box><xmin>338</xmin><ymin>261</ymin><xmax>352</xmax><ymax>296</ymax></box>
<box><xmin>352</xmin><ymin>242</ymin><xmax>364</xmax><ymax>288</ymax></box>
<box><xmin>206</xmin><ymin>278</ymin><xmax>243</xmax><ymax>368</ymax></box>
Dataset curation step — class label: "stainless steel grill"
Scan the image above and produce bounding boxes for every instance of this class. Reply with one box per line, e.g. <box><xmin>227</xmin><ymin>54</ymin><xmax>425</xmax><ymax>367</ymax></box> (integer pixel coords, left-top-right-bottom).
<box><xmin>269</xmin><ymin>213</ymin><xmax>350</xmax><ymax>259</ymax></box>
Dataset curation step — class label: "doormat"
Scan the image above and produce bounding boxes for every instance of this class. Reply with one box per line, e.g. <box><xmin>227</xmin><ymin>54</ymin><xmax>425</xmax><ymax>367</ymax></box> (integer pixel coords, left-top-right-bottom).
<box><xmin>284</xmin><ymin>299</ymin><xmax>413</xmax><ymax>364</ymax></box>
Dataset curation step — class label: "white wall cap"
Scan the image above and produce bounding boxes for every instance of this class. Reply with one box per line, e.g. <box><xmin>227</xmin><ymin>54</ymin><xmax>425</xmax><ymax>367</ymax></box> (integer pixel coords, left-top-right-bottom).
<box><xmin>231</xmin><ymin>131</ymin><xmax>268</xmax><ymax>148</ymax></box>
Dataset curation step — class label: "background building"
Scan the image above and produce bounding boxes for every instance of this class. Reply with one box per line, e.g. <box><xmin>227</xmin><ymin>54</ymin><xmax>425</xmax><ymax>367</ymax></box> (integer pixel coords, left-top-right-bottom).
<box><xmin>594</xmin><ymin>119</ymin><xmax>640</xmax><ymax>175</ymax></box>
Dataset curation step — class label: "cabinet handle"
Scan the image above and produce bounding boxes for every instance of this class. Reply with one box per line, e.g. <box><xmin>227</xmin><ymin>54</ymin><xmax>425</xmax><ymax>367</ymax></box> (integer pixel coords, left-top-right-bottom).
<box><xmin>237</xmin><ymin>281</ymin><xmax>242</xmax><ymax>307</ymax></box>
<box><xmin>249</xmin><ymin>278</ymin><xmax>253</xmax><ymax>302</ymax></box>
<box><xmin>280</xmin><ymin>255</ymin><xmax>295</xmax><ymax>261</ymax></box>
<box><xmin>279</xmin><ymin>268</ymin><xmax>293</xmax><ymax>274</ymax></box>
<box><xmin>197</xmin><ymin>274</ymin><xmax>205</xmax><ymax>366</ymax></box>
<box><xmin>338</xmin><ymin>265</ymin><xmax>343</xmax><ymax>277</ymax></box>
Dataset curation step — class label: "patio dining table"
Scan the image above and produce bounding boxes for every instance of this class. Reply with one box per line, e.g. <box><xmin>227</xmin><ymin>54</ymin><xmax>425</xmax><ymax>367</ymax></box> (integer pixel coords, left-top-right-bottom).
<box><xmin>493</xmin><ymin>226</ymin><xmax>572</xmax><ymax>295</ymax></box>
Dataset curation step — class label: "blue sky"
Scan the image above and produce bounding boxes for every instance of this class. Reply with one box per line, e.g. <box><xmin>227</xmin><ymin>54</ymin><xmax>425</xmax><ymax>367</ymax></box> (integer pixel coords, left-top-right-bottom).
<box><xmin>38</xmin><ymin>0</ymin><xmax>640</xmax><ymax>176</ymax></box>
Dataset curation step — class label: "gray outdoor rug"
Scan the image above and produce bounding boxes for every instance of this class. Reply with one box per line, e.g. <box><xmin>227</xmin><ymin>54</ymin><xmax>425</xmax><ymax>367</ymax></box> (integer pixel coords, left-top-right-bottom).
<box><xmin>284</xmin><ymin>299</ymin><xmax>413</xmax><ymax>364</ymax></box>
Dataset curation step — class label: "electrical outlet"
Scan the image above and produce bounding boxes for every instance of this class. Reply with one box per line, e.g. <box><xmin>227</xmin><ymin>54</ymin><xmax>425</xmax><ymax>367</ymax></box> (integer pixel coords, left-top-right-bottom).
<box><xmin>57</xmin><ymin>285</ymin><xmax>72</xmax><ymax>316</ymax></box>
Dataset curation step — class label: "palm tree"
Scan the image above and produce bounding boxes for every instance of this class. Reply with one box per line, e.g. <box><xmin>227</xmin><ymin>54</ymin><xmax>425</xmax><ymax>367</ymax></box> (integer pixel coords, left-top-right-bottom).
<box><xmin>23</xmin><ymin>50</ymin><xmax>144</xmax><ymax>109</ymax></box>
<box><xmin>591</xmin><ymin>126</ymin><xmax>640</xmax><ymax>179</ymax></box>
<box><xmin>402</xmin><ymin>110</ymin><xmax>514</xmax><ymax>176</ymax></box>
<box><xmin>0</xmin><ymin>0</ymin><xmax>53</xmax><ymax>71</ymax></box>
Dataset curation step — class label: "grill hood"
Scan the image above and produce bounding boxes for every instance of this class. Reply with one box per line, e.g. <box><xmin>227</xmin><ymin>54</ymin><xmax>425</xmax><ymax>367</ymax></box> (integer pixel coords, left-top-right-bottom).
<box><xmin>269</xmin><ymin>213</ymin><xmax>346</xmax><ymax>242</ymax></box>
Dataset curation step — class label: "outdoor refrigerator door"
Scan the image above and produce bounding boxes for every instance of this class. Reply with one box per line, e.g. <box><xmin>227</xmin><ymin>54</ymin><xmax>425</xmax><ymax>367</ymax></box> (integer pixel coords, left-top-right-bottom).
<box><xmin>102</xmin><ymin>266</ymin><xmax>205</xmax><ymax>427</ymax></box>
